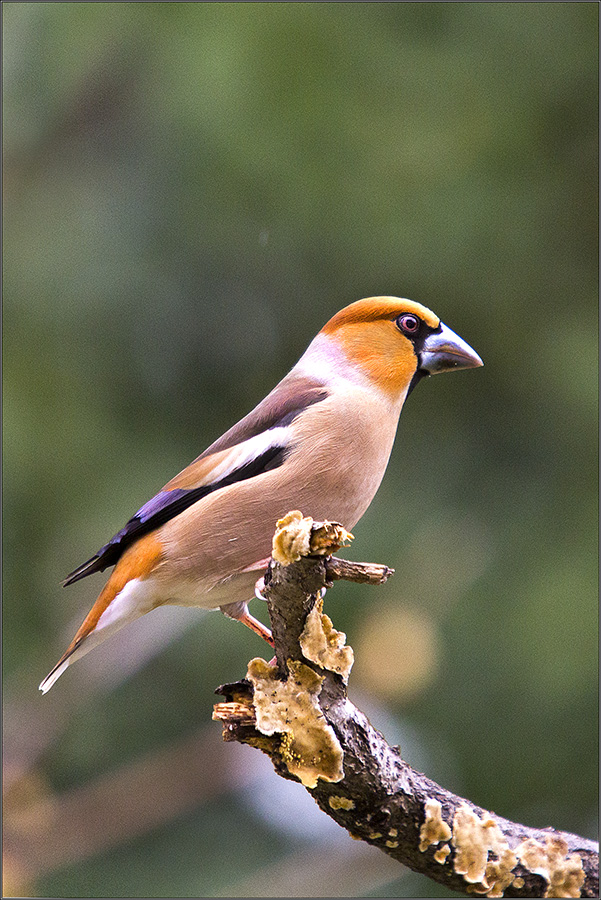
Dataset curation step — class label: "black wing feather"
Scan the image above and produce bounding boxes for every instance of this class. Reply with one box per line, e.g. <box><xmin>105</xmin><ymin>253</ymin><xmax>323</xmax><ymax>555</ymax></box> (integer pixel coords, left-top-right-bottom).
<box><xmin>63</xmin><ymin>444</ymin><xmax>286</xmax><ymax>586</ymax></box>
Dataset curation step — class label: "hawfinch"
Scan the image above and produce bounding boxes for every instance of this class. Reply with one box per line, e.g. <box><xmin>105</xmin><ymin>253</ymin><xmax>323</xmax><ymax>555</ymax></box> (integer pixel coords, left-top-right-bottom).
<box><xmin>40</xmin><ymin>296</ymin><xmax>482</xmax><ymax>693</ymax></box>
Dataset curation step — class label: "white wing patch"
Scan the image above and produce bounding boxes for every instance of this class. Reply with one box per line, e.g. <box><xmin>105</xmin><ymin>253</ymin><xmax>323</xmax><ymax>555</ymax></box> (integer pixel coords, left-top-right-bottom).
<box><xmin>203</xmin><ymin>425</ymin><xmax>292</xmax><ymax>486</ymax></box>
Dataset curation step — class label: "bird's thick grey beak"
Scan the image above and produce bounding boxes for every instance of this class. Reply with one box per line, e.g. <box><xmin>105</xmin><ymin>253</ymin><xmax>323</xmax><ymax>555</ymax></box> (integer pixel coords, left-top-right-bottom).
<box><xmin>419</xmin><ymin>322</ymin><xmax>483</xmax><ymax>375</ymax></box>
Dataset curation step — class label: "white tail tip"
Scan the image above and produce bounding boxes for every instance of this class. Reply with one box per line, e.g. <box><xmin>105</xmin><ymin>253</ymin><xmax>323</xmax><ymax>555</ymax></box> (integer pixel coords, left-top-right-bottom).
<box><xmin>39</xmin><ymin>659</ymin><xmax>70</xmax><ymax>694</ymax></box>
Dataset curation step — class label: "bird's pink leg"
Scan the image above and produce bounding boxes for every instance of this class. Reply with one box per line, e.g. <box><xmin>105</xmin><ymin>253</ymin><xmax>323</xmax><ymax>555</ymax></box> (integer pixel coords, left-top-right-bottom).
<box><xmin>237</xmin><ymin>608</ymin><xmax>274</xmax><ymax>647</ymax></box>
<box><xmin>220</xmin><ymin>599</ymin><xmax>274</xmax><ymax>647</ymax></box>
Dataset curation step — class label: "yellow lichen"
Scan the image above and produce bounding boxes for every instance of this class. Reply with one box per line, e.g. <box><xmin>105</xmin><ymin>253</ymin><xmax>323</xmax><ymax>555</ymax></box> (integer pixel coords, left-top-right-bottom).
<box><xmin>515</xmin><ymin>836</ymin><xmax>585</xmax><ymax>898</ymax></box>
<box><xmin>272</xmin><ymin>511</ymin><xmax>353</xmax><ymax>565</ymax></box>
<box><xmin>368</xmin><ymin>831</ymin><xmax>383</xmax><ymax>840</ymax></box>
<box><xmin>246</xmin><ymin>657</ymin><xmax>344</xmax><ymax>789</ymax></box>
<box><xmin>328</xmin><ymin>795</ymin><xmax>355</xmax><ymax>811</ymax></box>
<box><xmin>386</xmin><ymin>840</ymin><xmax>399</xmax><ymax>848</ymax></box>
<box><xmin>419</xmin><ymin>798</ymin><xmax>452</xmax><ymax>852</ymax></box>
<box><xmin>272</xmin><ymin>511</ymin><xmax>314</xmax><ymax>564</ymax></box>
<box><xmin>481</xmin><ymin>847</ymin><xmax>520</xmax><ymax>898</ymax></box>
<box><xmin>434</xmin><ymin>844</ymin><xmax>451</xmax><ymax>864</ymax></box>
<box><xmin>300</xmin><ymin>598</ymin><xmax>354</xmax><ymax>683</ymax></box>
<box><xmin>447</xmin><ymin>805</ymin><xmax>586</xmax><ymax>899</ymax></box>
<box><xmin>451</xmin><ymin>805</ymin><xmax>517</xmax><ymax>898</ymax></box>
<box><xmin>389</xmin><ymin>828</ymin><xmax>398</xmax><ymax>837</ymax></box>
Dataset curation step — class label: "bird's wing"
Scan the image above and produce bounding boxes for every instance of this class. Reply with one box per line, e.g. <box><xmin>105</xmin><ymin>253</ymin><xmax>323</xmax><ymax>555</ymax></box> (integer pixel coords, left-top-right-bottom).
<box><xmin>64</xmin><ymin>377</ymin><xmax>328</xmax><ymax>585</ymax></box>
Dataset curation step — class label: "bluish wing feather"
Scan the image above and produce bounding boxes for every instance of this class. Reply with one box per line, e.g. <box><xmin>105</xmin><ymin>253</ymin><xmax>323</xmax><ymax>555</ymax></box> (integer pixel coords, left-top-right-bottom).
<box><xmin>63</xmin><ymin>374</ymin><xmax>329</xmax><ymax>586</ymax></box>
<box><xmin>63</xmin><ymin>443</ymin><xmax>286</xmax><ymax>585</ymax></box>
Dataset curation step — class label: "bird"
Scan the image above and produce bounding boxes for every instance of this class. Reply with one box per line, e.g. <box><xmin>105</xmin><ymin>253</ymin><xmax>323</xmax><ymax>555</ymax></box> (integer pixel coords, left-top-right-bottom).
<box><xmin>39</xmin><ymin>296</ymin><xmax>482</xmax><ymax>693</ymax></box>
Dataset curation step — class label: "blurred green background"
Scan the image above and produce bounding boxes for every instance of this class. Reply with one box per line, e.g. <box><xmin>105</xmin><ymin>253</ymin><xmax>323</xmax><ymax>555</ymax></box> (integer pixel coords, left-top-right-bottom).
<box><xmin>3</xmin><ymin>3</ymin><xmax>598</xmax><ymax>897</ymax></box>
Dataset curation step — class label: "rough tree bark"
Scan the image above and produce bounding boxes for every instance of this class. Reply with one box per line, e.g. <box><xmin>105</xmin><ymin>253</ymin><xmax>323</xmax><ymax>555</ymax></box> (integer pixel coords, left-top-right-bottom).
<box><xmin>213</xmin><ymin>515</ymin><xmax>599</xmax><ymax>899</ymax></box>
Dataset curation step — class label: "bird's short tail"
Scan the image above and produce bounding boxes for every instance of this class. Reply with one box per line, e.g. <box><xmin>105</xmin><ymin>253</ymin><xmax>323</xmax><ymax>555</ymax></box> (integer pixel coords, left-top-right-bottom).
<box><xmin>39</xmin><ymin>635</ymin><xmax>89</xmax><ymax>693</ymax></box>
<box><xmin>38</xmin><ymin>575</ymin><xmax>128</xmax><ymax>694</ymax></box>
<box><xmin>40</xmin><ymin>535</ymin><xmax>162</xmax><ymax>693</ymax></box>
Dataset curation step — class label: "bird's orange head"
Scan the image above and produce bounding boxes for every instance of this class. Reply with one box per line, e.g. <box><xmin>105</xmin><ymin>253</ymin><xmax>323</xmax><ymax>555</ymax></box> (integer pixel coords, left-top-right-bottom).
<box><xmin>319</xmin><ymin>296</ymin><xmax>482</xmax><ymax>398</ymax></box>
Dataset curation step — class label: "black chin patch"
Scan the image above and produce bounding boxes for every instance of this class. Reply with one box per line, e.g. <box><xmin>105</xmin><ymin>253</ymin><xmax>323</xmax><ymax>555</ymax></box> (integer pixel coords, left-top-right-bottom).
<box><xmin>407</xmin><ymin>367</ymin><xmax>429</xmax><ymax>397</ymax></box>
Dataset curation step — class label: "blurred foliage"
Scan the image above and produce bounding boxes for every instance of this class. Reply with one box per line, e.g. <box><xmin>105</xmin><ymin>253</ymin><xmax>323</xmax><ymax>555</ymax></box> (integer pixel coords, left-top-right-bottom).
<box><xmin>3</xmin><ymin>3</ymin><xmax>598</xmax><ymax>898</ymax></box>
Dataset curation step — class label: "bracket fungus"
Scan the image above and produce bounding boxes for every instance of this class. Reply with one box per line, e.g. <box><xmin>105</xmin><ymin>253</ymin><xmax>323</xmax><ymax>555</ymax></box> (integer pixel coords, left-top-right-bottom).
<box><xmin>246</xmin><ymin>657</ymin><xmax>344</xmax><ymax>789</ymax></box>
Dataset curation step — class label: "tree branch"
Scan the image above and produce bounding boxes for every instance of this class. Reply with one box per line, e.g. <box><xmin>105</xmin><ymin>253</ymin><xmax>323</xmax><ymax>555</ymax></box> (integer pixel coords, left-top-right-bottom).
<box><xmin>214</xmin><ymin>515</ymin><xmax>598</xmax><ymax>899</ymax></box>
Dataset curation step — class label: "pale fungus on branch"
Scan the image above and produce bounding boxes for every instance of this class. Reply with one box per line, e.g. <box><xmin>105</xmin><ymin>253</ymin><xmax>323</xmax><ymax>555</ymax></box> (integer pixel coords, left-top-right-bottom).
<box><xmin>213</xmin><ymin>513</ymin><xmax>598</xmax><ymax>898</ymax></box>
<box><xmin>246</xmin><ymin>657</ymin><xmax>344</xmax><ymax>789</ymax></box>
<box><xmin>271</xmin><ymin>509</ymin><xmax>354</xmax><ymax>566</ymax></box>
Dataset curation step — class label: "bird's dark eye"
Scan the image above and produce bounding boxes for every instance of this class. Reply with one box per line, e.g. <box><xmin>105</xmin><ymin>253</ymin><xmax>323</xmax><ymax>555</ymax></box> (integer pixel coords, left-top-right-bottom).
<box><xmin>397</xmin><ymin>314</ymin><xmax>420</xmax><ymax>335</ymax></box>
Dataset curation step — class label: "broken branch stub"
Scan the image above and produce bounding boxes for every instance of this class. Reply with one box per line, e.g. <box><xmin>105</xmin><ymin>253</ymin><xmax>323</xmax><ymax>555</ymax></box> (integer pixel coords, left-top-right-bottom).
<box><xmin>213</xmin><ymin>513</ymin><xmax>599</xmax><ymax>898</ymax></box>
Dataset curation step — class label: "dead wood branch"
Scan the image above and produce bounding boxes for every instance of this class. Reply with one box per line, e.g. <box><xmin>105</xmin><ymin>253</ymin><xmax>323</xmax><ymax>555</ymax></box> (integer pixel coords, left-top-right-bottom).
<box><xmin>214</xmin><ymin>516</ymin><xmax>598</xmax><ymax>899</ymax></box>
